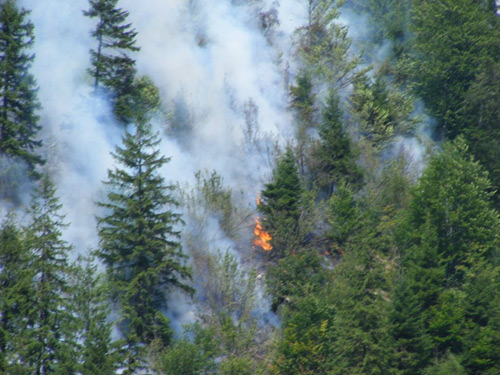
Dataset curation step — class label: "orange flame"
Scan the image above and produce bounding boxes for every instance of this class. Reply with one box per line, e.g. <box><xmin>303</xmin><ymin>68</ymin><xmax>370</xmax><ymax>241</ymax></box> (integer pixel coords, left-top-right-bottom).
<box><xmin>253</xmin><ymin>217</ymin><xmax>273</xmax><ymax>251</ymax></box>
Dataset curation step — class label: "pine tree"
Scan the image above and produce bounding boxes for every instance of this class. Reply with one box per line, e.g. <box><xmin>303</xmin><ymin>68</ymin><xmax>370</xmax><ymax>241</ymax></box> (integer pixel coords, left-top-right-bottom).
<box><xmin>0</xmin><ymin>0</ymin><xmax>43</xmax><ymax>176</ymax></box>
<box><xmin>84</xmin><ymin>0</ymin><xmax>139</xmax><ymax>122</ymax></box>
<box><xmin>0</xmin><ymin>212</ymin><xmax>32</xmax><ymax>374</ymax></box>
<box><xmin>24</xmin><ymin>175</ymin><xmax>77</xmax><ymax>375</ymax></box>
<box><xmin>96</xmin><ymin>119</ymin><xmax>193</xmax><ymax>354</ymax></box>
<box><xmin>258</xmin><ymin>147</ymin><xmax>303</xmax><ymax>257</ymax></box>
<box><xmin>71</xmin><ymin>252</ymin><xmax>121</xmax><ymax>375</ymax></box>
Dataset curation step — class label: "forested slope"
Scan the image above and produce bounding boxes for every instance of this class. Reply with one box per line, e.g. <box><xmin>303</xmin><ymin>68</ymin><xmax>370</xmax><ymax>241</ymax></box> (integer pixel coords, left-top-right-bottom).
<box><xmin>1</xmin><ymin>0</ymin><xmax>500</xmax><ymax>374</ymax></box>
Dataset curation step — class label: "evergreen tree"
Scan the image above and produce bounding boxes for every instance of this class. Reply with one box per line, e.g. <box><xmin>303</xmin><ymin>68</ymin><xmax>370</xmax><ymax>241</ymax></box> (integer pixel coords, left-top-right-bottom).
<box><xmin>406</xmin><ymin>0</ymin><xmax>500</xmax><ymax>137</ymax></box>
<box><xmin>71</xmin><ymin>252</ymin><xmax>121</xmax><ymax>375</ymax></box>
<box><xmin>0</xmin><ymin>213</ymin><xmax>32</xmax><ymax>374</ymax></box>
<box><xmin>96</xmin><ymin>119</ymin><xmax>192</xmax><ymax>353</ymax></box>
<box><xmin>84</xmin><ymin>0</ymin><xmax>139</xmax><ymax>122</ymax></box>
<box><xmin>390</xmin><ymin>138</ymin><xmax>500</xmax><ymax>373</ymax></box>
<box><xmin>24</xmin><ymin>175</ymin><xmax>77</xmax><ymax>375</ymax></box>
<box><xmin>258</xmin><ymin>147</ymin><xmax>303</xmax><ymax>257</ymax></box>
<box><xmin>289</xmin><ymin>72</ymin><xmax>315</xmax><ymax>128</ymax></box>
<box><xmin>407</xmin><ymin>138</ymin><xmax>499</xmax><ymax>285</ymax></box>
<box><xmin>0</xmin><ymin>0</ymin><xmax>43</xmax><ymax>176</ymax></box>
<box><xmin>312</xmin><ymin>90</ymin><xmax>362</xmax><ymax>195</ymax></box>
<box><xmin>329</xmin><ymin>230</ymin><xmax>395</xmax><ymax>375</ymax></box>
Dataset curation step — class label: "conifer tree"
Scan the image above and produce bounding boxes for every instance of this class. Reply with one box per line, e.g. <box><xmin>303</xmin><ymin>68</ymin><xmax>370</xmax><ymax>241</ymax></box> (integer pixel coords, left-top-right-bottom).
<box><xmin>258</xmin><ymin>147</ymin><xmax>303</xmax><ymax>257</ymax></box>
<box><xmin>391</xmin><ymin>138</ymin><xmax>500</xmax><ymax>373</ymax></box>
<box><xmin>71</xmin><ymin>252</ymin><xmax>121</xmax><ymax>375</ymax></box>
<box><xmin>0</xmin><ymin>0</ymin><xmax>43</xmax><ymax>176</ymax></box>
<box><xmin>329</xmin><ymin>230</ymin><xmax>395</xmax><ymax>375</ymax></box>
<box><xmin>96</xmin><ymin>119</ymin><xmax>192</xmax><ymax>354</ymax></box>
<box><xmin>0</xmin><ymin>213</ymin><xmax>32</xmax><ymax>374</ymax></box>
<box><xmin>84</xmin><ymin>0</ymin><xmax>139</xmax><ymax>122</ymax></box>
<box><xmin>24</xmin><ymin>175</ymin><xmax>77</xmax><ymax>375</ymax></box>
<box><xmin>312</xmin><ymin>90</ymin><xmax>362</xmax><ymax>195</ymax></box>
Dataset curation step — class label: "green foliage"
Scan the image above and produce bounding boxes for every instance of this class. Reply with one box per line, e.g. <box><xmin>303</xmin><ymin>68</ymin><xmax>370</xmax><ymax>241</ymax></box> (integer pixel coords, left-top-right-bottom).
<box><xmin>0</xmin><ymin>213</ymin><xmax>32</xmax><ymax>373</ymax></box>
<box><xmin>97</xmin><ymin>120</ymin><xmax>192</xmax><ymax>352</ymax></box>
<box><xmin>200</xmin><ymin>250</ymin><xmax>258</xmax><ymax>356</ymax></box>
<box><xmin>390</xmin><ymin>138</ymin><xmax>500</xmax><ymax>374</ymax></box>
<box><xmin>346</xmin><ymin>0</ymin><xmax>412</xmax><ymax>59</ymax></box>
<box><xmin>0</xmin><ymin>0</ymin><xmax>43</xmax><ymax>179</ymax></box>
<box><xmin>350</xmin><ymin>74</ymin><xmax>419</xmax><ymax>149</ymax></box>
<box><xmin>404</xmin><ymin>0</ymin><xmax>500</xmax><ymax>137</ymax></box>
<box><xmin>296</xmin><ymin>0</ymin><xmax>362</xmax><ymax>86</ymax></box>
<box><xmin>115</xmin><ymin>75</ymin><xmax>163</xmax><ymax>124</ymax></box>
<box><xmin>259</xmin><ymin>147</ymin><xmax>303</xmax><ymax>257</ymax></box>
<box><xmin>329</xmin><ymin>236</ymin><xmax>395</xmax><ymax>375</ymax></box>
<box><xmin>327</xmin><ymin>182</ymin><xmax>359</xmax><ymax>252</ymax></box>
<box><xmin>84</xmin><ymin>0</ymin><xmax>140</xmax><ymax>122</ymax></box>
<box><xmin>408</xmin><ymin>138</ymin><xmax>499</xmax><ymax>284</ymax></box>
<box><xmin>310</xmin><ymin>90</ymin><xmax>362</xmax><ymax>196</ymax></box>
<box><xmin>71</xmin><ymin>252</ymin><xmax>121</xmax><ymax>375</ymax></box>
<box><xmin>275</xmin><ymin>293</ymin><xmax>334</xmax><ymax>375</ymax></box>
<box><xmin>290</xmin><ymin>72</ymin><xmax>316</xmax><ymax>128</ymax></box>
<box><xmin>219</xmin><ymin>356</ymin><xmax>254</xmax><ymax>375</ymax></box>
<box><xmin>266</xmin><ymin>250</ymin><xmax>330</xmax><ymax>313</ymax></box>
<box><xmin>24</xmin><ymin>175</ymin><xmax>77</xmax><ymax>375</ymax></box>
<box><xmin>426</xmin><ymin>352</ymin><xmax>466</xmax><ymax>375</ymax></box>
<box><xmin>159</xmin><ymin>324</ymin><xmax>219</xmax><ymax>375</ymax></box>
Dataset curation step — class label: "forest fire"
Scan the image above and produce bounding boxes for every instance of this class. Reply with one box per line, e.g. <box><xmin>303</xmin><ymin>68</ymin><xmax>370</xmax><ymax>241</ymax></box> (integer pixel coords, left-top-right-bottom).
<box><xmin>253</xmin><ymin>217</ymin><xmax>273</xmax><ymax>251</ymax></box>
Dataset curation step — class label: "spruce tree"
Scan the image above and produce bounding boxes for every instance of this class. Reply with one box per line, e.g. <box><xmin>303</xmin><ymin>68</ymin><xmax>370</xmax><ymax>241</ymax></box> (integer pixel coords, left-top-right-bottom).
<box><xmin>0</xmin><ymin>0</ymin><xmax>43</xmax><ymax>176</ymax></box>
<box><xmin>24</xmin><ymin>175</ymin><xmax>77</xmax><ymax>375</ymax></box>
<box><xmin>96</xmin><ymin>119</ymin><xmax>192</xmax><ymax>353</ymax></box>
<box><xmin>329</xmin><ymin>230</ymin><xmax>395</xmax><ymax>375</ymax></box>
<box><xmin>71</xmin><ymin>252</ymin><xmax>121</xmax><ymax>375</ymax></box>
<box><xmin>0</xmin><ymin>213</ymin><xmax>32</xmax><ymax>374</ymax></box>
<box><xmin>258</xmin><ymin>147</ymin><xmax>303</xmax><ymax>257</ymax></box>
<box><xmin>313</xmin><ymin>90</ymin><xmax>362</xmax><ymax>196</ymax></box>
<box><xmin>390</xmin><ymin>138</ymin><xmax>500</xmax><ymax>373</ymax></box>
<box><xmin>84</xmin><ymin>0</ymin><xmax>139</xmax><ymax>122</ymax></box>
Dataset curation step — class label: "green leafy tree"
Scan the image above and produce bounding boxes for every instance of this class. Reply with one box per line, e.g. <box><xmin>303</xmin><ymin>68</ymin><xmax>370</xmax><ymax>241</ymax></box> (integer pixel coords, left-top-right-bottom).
<box><xmin>96</xmin><ymin>119</ymin><xmax>193</xmax><ymax>355</ymax></box>
<box><xmin>0</xmin><ymin>0</ymin><xmax>43</xmax><ymax>177</ymax></box>
<box><xmin>158</xmin><ymin>324</ymin><xmax>219</xmax><ymax>375</ymax></box>
<box><xmin>296</xmin><ymin>0</ymin><xmax>362</xmax><ymax>86</ymax></box>
<box><xmin>350</xmin><ymin>74</ymin><xmax>418</xmax><ymax>149</ymax></box>
<box><xmin>24</xmin><ymin>175</ymin><xmax>77</xmax><ymax>375</ymax></box>
<box><xmin>84</xmin><ymin>0</ymin><xmax>139</xmax><ymax>122</ymax></box>
<box><xmin>258</xmin><ymin>147</ymin><xmax>303</xmax><ymax>257</ymax></box>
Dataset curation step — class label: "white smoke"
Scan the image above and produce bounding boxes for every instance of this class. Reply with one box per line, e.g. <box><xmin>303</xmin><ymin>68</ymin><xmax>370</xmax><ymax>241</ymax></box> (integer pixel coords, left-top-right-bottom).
<box><xmin>16</xmin><ymin>0</ymin><xmax>310</xmax><ymax>332</ymax></box>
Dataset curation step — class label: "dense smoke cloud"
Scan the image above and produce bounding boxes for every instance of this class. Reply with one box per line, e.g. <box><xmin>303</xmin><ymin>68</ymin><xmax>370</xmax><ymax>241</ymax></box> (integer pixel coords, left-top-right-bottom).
<box><xmin>17</xmin><ymin>0</ymin><xmax>309</xmax><ymax>253</ymax></box>
<box><xmin>14</xmin><ymin>0</ymin><xmax>311</xmax><ymax>331</ymax></box>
